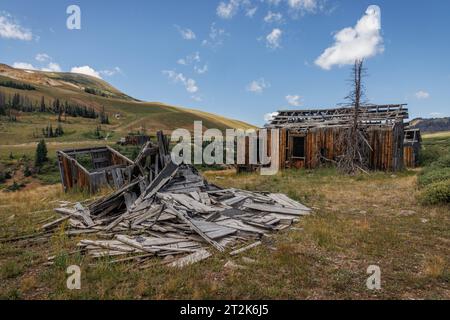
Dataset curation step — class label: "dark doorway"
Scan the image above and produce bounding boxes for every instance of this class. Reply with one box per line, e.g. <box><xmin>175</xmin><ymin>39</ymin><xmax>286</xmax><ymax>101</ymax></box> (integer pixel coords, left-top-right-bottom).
<box><xmin>292</xmin><ymin>136</ymin><xmax>305</xmax><ymax>158</ymax></box>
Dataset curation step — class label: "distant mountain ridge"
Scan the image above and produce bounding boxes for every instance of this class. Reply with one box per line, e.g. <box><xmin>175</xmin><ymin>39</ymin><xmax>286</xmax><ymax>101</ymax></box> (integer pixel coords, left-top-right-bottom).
<box><xmin>410</xmin><ymin>117</ymin><xmax>450</xmax><ymax>133</ymax></box>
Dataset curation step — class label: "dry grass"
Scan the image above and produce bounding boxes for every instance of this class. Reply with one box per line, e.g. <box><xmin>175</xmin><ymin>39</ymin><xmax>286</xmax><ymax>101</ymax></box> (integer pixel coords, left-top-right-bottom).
<box><xmin>0</xmin><ymin>168</ymin><xmax>448</xmax><ymax>300</ymax></box>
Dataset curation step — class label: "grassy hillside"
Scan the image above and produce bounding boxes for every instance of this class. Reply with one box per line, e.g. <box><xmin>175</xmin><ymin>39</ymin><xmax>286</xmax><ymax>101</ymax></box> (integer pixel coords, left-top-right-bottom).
<box><xmin>0</xmin><ymin>63</ymin><xmax>255</xmax><ymax>145</ymax></box>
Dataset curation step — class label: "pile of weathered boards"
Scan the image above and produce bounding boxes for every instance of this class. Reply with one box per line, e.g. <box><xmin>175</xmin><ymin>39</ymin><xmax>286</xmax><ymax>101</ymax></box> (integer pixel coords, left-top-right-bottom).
<box><xmin>46</xmin><ymin>132</ymin><xmax>311</xmax><ymax>267</ymax></box>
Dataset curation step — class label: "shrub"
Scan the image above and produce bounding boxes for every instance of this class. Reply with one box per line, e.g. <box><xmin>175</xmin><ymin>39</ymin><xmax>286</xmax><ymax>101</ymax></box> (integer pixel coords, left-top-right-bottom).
<box><xmin>432</xmin><ymin>154</ymin><xmax>450</xmax><ymax>168</ymax></box>
<box><xmin>419</xmin><ymin>180</ymin><xmax>450</xmax><ymax>205</ymax></box>
<box><xmin>5</xmin><ymin>181</ymin><xmax>25</xmax><ymax>192</ymax></box>
<box><xmin>418</xmin><ymin>167</ymin><xmax>450</xmax><ymax>188</ymax></box>
<box><xmin>418</xmin><ymin>145</ymin><xmax>444</xmax><ymax>166</ymax></box>
<box><xmin>24</xmin><ymin>166</ymin><xmax>32</xmax><ymax>177</ymax></box>
<box><xmin>0</xmin><ymin>170</ymin><xmax>12</xmax><ymax>183</ymax></box>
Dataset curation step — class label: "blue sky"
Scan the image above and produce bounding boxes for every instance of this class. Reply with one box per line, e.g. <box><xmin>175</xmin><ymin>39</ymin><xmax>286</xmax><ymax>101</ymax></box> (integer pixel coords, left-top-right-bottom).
<box><xmin>0</xmin><ymin>0</ymin><xmax>449</xmax><ymax>126</ymax></box>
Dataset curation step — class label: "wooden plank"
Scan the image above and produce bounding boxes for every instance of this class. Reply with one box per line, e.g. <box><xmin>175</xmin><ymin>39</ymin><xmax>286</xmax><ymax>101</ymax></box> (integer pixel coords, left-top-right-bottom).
<box><xmin>41</xmin><ymin>216</ymin><xmax>70</xmax><ymax>230</ymax></box>
<box><xmin>229</xmin><ymin>241</ymin><xmax>261</xmax><ymax>256</ymax></box>
<box><xmin>242</xmin><ymin>202</ymin><xmax>310</xmax><ymax>216</ymax></box>
<box><xmin>169</xmin><ymin>249</ymin><xmax>211</xmax><ymax>268</ymax></box>
<box><xmin>267</xmin><ymin>193</ymin><xmax>311</xmax><ymax>211</ymax></box>
<box><xmin>166</xmin><ymin>205</ymin><xmax>225</xmax><ymax>252</ymax></box>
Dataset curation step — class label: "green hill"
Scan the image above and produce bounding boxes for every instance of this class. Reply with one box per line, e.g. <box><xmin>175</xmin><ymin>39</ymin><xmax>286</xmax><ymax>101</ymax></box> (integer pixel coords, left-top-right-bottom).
<box><xmin>0</xmin><ymin>63</ymin><xmax>255</xmax><ymax>145</ymax></box>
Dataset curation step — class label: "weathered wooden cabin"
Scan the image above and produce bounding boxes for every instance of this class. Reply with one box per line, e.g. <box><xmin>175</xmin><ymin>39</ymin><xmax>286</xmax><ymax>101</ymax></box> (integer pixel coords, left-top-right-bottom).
<box><xmin>246</xmin><ymin>104</ymin><xmax>409</xmax><ymax>172</ymax></box>
<box><xmin>403</xmin><ymin>128</ymin><xmax>422</xmax><ymax>168</ymax></box>
<box><xmin>57</xmin><ymin>146</ymin><xmax>135</xmax><ymax>193</ymax></box>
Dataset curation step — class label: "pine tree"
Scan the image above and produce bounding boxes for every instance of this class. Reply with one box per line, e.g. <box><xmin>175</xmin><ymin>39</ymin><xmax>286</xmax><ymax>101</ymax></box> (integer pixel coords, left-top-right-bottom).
<box><xmin>24</xmin><ymin>165</ymin><xmax>32</xmax><ymax>177</ymax></box>
<box><xmin>40</xmin><ymin>96</ymin><xmax>46</xmax><ymax>112</ymax></box>
<box><xmin>35</xmin><ymin>139</ymin><xmax>48</xmax><ymax>167</ymax></box>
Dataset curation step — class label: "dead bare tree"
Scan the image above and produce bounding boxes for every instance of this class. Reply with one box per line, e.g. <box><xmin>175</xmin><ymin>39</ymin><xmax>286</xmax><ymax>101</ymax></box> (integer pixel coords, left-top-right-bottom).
<box><xmin>337</xmin><ymin>59</ymin><xmax>371</xmax><ymax>174</ymax></box>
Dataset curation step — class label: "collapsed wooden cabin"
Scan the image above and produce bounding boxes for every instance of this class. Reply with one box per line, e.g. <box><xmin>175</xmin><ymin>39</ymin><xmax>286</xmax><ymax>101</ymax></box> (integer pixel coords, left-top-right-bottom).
<box><xmin>57</xmin><ymin>146</ymin><xmax>135</xmax><ymax>193</ymax></box>
<box><xmin>240</xmin><ymin>104</ymin><xmax>411</xmax><ymax>172</ymax></box>
<box><xmin>403</xmin><ymin>128</ymin><xmax>422</xmax><ymax>168</ymax></box>
<box><xmin>58</xmin><ymin>132</ymin><xmax>170</xmax><ymax>193</ymax></box>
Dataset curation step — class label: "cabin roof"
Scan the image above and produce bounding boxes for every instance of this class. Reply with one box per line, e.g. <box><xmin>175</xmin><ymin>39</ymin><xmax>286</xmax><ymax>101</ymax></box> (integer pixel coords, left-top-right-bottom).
<box><xmin>265</xmin><ymin>104</ymin><xmax>409</xmax><ymax>129</ymax></box>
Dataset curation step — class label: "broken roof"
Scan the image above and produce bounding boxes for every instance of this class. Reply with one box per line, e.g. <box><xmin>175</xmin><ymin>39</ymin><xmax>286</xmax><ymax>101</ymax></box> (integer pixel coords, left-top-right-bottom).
<box><xmin>266</xmin><ymin>104</ymin><xmax>409</xmax><ymax>129</ymax></box>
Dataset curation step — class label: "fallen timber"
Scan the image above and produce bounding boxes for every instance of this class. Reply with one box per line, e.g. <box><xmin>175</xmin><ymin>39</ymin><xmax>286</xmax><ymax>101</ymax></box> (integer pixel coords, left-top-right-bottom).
<box><xmin>45</xmin><ymin>131</ymin><xmax>312</xmax><ymax>267</ymax></box>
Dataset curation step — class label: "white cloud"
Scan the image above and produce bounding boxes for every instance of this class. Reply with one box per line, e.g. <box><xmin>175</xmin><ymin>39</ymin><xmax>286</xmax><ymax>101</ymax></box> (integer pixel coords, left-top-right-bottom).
<box><xmin>315</xmin><ymin>5</ymin><xmax>383</xmax><ymax>70</ymax></box>
<box><xmin>246</xmin><ymin>7</ymin><xmax>258</xmax><ymax>18</ymax></box>
<box><xmin>163</xmin><ymin>70</ymin><xmax>199</xmax><ymax>94</ymax></box>
<box><xmin>177</xmin><ymin>52</ymin><xmax>201</xmax><ymax>66</ymax></box>
<box><xmin>191</xmin><ymin>95</ymin><xmax>203</xmax><ymax>102</ymax></box>
<box><xmin>13</xmin><ymin>62</ymin><xmax>36</xmax><ymax>70</ymax></box>
<box><xmin>264</xmin><ymin>11</ymin><xmax>283</xmax><ymax>23</ymax></box>
<box><xmin>71</xmin><ymin>66</ymin><xmax>102</xmax><ymax>79</ymax></box>
<box><xmin>0</xmin><ymin>13</ymin><xmax>33</xmax><ymax>41</ymax></box>
<box><xmin>100</xmin><ymin>67</ymin><xmax>122</xmax><ymax>77</ymax></box>
<box><xmin>288</xmin><ymin>0</ymin><xmax>318</xmax><ymax>12</ymax></box>
<box><xmin>202</xmin><ymin>23</ymin><xmax>228</xmax><ymax>49</ymax></box>
<box><xmin>195</xmin><ymin>64</ymin><xmax>208</xmax><ymax>75</ymax></box>
<box><xmin>264</xmin><ymin>112</ymin><xmax>279</xmax><ymax>122</ymax></box>
<box><xmin>217</xmin><ymin>0</ymin><xmax>240</xmax><ymax>19</ymax></box>
<box><xmin>430</xmin><ymin>112</ymin><xmax>442</xmax><ymax>117</ymax></box>
<box><xmin>415</xmin><ymin>90</ymin><xmax>430</xmax><ymax>99</ymax></box>
<box><xmin>14</xmin><ymin>61</ymin><xmax>61</xmax><ymax>72</ymax></box>
<box><xmin>41</xmin><ymin>62</ymin><xmax>61</xmax><ymax>72</ymax></box>
<box><xmin>35</xmin><ymin>53</ymin><xmax>51</xmax><ymax>62</ymax></box>
<box><xmin>176</xmin><ymin>26</ymin><xmax>196</xmax><ymax>40</ymax></box>
<box><xmin>266</xmin><ymin>28</ymin><xmax>282</xmax><ymax>49</ymax></box>
<box><xmin>285</xmin><ymin>94</ymin><xmax>302</xmax><ymax>106</ymax></box>
<box><xmin>267</xmin><ymin>0</ymin><xmax>281</xmax><ymax>6</ymax></box>
<box><xmin>247</xmin><ymin>78</ymin><xmax>270</xmax><ymax>94</ymax></box>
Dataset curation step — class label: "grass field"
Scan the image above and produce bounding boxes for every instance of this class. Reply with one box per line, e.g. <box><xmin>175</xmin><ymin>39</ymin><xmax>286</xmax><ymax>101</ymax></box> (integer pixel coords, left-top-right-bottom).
<box><xmin>0</xmin><ymin>160</ymin><xmax>448</xmax><ymax>299</ymax></box>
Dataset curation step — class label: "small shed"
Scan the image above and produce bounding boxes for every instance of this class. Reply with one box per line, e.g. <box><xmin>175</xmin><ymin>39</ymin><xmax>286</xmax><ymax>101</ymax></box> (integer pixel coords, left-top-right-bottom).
<box><xmin>241</xmin><ymin>104</ymin><xmax>410</xmax><ymax>172</ymax></box>
<box><xmin>57</xmin><ymin>146</ymin><xmax>135</xmax><ymax>193</ymax></box>
<box><xmin>403</xmin><ymin>128</ymin><xmax>422</xmax><ymax>168</ymax></box>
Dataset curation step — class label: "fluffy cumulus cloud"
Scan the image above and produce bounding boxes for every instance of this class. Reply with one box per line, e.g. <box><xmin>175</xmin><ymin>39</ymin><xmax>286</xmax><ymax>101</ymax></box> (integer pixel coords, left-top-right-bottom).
<box><xmin>163</xmin><ymin>70</ymin><xmax>199</xmax><ymax>94</ymax></box>
<box><xmin>415</xmin><ymin>90</ymin><xmax>430</xmax><ymax>99</ymax></box>
<box><xmin>285</xmin><ymin>94</ymin><xmax>302</xmax><ymax>106</ymax></box>
<box><xmin>13</xmin><ymin>62</ymin><xmax>36</xmax><ymax>70</ymax></box>
<box><xmin>246</xmin><ymin>78</ymin><xmax>270</xmax><ymax>94</ymax></box>
<box><xmin>71</xmin><ymin>66</ymin><xmax>102</xmax><ymax>79</ymax></box>
<box><xmin>176</xmin><ymin>26</ymin><xmax>196</xmax><ymax>40</ymax></box>
<box><xmin>14</xmin><ymin>61</ymin><xmax>61</xmax><ymax>72</ymax></box>
<box><xmin>315</xmin><ymin>5</ymin><xmax>383</xmax><ymax>70</ymax></box>
<box><xmin>264</xmin><ymin>112</ymin><xmax>279</xmax><ymax>122</ymax></box>
<box><xmin>266</xmin><ymin>28</ymin><xmax>282</xmax><ymax>49</ymax></box>
<box><xmin>41</xmin><ymin>62</ymin><xmax>61</xmax><ymax>72</ymax></box>
<box><xmin>0</xmin><ymin>13</ymin><xmax>33</xmax><ymax>41</ymax></box>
